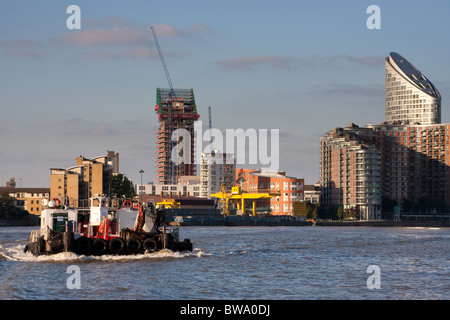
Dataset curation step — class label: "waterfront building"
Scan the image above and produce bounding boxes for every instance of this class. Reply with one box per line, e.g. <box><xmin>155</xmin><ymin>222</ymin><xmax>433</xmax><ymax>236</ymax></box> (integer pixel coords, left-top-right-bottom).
<box><xmin>366</xmin><ymin>123</ymin><xmax>450</xmax><ymax>208</ymax></box>
<box><xmin>385</xmin><ymin>52</ymin><xmax>441</xmax><ymax>125</ymax></box>
<box><xmin>236</xmin><ymin>168</ymin><xmax>304</xmax><ymax>215</ymax></box>
<box><xmin>320</xmin><ymin>126</ymin><xmax>382</xmax><ymax>220</ymax></box>
<box><xmin>50</xmin><ymin>151</ymin><xmax>117</xmax><ymax>207</ymax></box>
<box><xmin>321</xmin><ymin>122</ymin><xmax>450</xmax><ymax>215</ymax></box>
<box><xmin>303</xmin><ymin>183</ymin><xmax>321</xmax><ymax>204</ymax></box>
<box><xmin>200</xmin><ymin>150</ymin><xmax>236</xmax><ymax>198</ymax></box>
<box><xmin>321</xmin><ymin>52</ymin><xmax>449</xmax><ymax>217</ymax></box>
<box><xmin>137</xmin><ymin>179</ymin><xmax>201</xmax><ymax>198</ymax></box>
<box><xmin>138</xmin><ymin>152</ymin><xmax>235</xmax><ymax>200</ymax></box>
<box><xmin>155</xmin><ymin>88</ymin><xmax>199</xmax><ymax>184</ymax></box>
<box><xmin>0</xmin><ymin>178</ymin><xmax>50</xmax><ymax>216</ymax></box>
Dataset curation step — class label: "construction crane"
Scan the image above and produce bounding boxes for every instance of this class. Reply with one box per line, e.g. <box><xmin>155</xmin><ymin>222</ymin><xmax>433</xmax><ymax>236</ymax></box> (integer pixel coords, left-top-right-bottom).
<box><xmin>151</xmin><ymin>25</ymin><xmax>176</xmax><ymax>184</ymax></box>
<box><xmin>150</xmin><ymin>25</ymin><xmax>176</xmax><ymax>100</ymax></box>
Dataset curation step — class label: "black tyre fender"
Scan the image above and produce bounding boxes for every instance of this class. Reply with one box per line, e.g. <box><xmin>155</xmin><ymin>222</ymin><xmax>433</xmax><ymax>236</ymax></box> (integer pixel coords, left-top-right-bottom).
<box><xmin>93</xmin><ymin>238</ymin><xmax>108</xmax><ymax>255</ymax></box>
<box><xmin>143</xmin><ymin>238</ymin><xmax>159</xmax><ymax>252</ymax></box>
<box><xmin>126</xmin><ymin>237</ymin><xmax>142</xmax><ymax>254</ymax></box>
<box><xmin>75</xmin><ymin>237</ymin><xmax>92</xmax><ymax>255</ymax></box>
<box><xmin>37</xmin><ymin>237</ymin><xmax>45</xmax><ymax>254</ymax></box>
<box><xmin>109</xmin><ymin>237</ymin><xmax>125</xmax><ymax>254</ymax></box>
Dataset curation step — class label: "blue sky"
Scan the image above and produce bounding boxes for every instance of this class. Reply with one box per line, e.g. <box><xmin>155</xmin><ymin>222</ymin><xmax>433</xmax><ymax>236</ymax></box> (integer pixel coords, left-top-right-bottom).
<box><xmin>1</xmin><ymin>0</ymin><xmax>450</xmax><ymax>187</ymax></box>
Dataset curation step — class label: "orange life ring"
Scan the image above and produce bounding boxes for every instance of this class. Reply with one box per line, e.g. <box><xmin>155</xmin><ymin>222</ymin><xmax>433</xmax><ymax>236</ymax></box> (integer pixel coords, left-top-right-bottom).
<box><xmin>123</xmin><ymin>200</ymin><xmax>133</xmax><ymax>208</ymax></box>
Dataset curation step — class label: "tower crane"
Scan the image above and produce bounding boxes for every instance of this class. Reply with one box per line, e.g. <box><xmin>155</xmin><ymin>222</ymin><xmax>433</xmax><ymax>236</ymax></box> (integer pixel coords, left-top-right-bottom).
<box><xmin>151</xmin><ymin>25</ymin><xmax>176</xmax><ymax>184</ymax></box>
<box><xmin>150</xmin><ymin>26</ymin><xmax>176</xmax><ymax>100</ymax></box>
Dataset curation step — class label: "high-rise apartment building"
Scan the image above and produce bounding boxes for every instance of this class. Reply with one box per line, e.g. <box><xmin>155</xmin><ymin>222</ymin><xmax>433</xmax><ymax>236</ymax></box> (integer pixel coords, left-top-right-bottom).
<box><xmin>321</xmin><ymin>123</ymin><xmax>450</xmax><ymax>214</ymax></box>
<box><xmin>200</xmin><ymin>150</ymin><xmax>236</xmax><ymax>198</ymax></box>
<box><xmin>320</xmin><ymin>126</ymin><xmax>382</xmax><ymax>219</ymax></box>
<box><xmin>321</xmin><ymin>52</ymin><xmax>448</xmax><ymax>217</ymax></box>
<box><xmin>366</xmin><ymin>123</ymin><xmax>450</xmax><ymax>207</ymax></box>
<box><xmin>385</xmin><ymin>52</ymin><xmax>441</xmax><ymax>125</ymax></box>
<box><xmin>155</xmin><ymin>88</ymin><xmax>199</xmax><ymax>184</ymax></box>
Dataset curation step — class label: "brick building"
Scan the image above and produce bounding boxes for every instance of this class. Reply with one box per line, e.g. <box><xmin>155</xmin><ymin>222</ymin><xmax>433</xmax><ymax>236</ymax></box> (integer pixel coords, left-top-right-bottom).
<box><xmin>236</xmin><ymin>168</ymin><xmax>304</xmax><ymax>215</ymax></box>
<box><xmin>50</xmin><ymin>152</ymin><xmax>117</xmax><ymax>207</ymax></box>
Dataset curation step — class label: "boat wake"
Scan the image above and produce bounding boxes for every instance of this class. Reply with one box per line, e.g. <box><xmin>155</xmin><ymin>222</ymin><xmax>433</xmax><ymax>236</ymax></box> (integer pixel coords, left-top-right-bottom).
<box><xmin>0</xmin><ymin>244</ymin><xmax>207</xmax><ymax>263</ymax></box>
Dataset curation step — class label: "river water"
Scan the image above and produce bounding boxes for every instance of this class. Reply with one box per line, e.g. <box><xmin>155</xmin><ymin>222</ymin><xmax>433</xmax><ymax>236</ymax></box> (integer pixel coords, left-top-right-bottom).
<box><xmin>0</xmin><ymin>226</ymin><xmax>448</xmax><ymax>300</ymax></box>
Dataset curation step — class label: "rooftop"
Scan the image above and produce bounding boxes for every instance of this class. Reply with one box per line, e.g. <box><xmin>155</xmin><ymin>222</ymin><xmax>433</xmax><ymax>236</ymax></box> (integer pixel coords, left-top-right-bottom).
<box><xmin>388</xmin><ymin>52</ymin><xmax>441</xmax><ymax>98</ymax></box>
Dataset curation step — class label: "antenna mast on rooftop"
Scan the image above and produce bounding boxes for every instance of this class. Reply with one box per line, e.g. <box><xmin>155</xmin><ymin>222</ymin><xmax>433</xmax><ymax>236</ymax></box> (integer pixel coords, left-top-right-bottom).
<box><xmin>208</xmin><ymin>106</ymin><xmax>213</xmax><ymax>151</ymax></box>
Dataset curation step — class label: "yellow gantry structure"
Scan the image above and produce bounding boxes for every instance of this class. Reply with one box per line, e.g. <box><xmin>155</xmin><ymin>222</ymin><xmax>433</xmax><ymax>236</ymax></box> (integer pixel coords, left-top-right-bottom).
<box><xmin>156</xmin><ymin>199</ymin><xmax>181</xmax><ymax>209</ymax></box>
<box><xmin>211</xmin><ymin>186</ymin><xmax>280</xmax><ymax>216</ymax></box>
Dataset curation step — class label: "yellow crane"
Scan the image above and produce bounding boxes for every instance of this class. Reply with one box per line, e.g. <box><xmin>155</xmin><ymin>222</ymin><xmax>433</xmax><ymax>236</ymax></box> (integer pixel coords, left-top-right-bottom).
<box><xmin>210</xmin><ymin>186</ymin><xmax>280</xmax><ymax>217</ymax></box>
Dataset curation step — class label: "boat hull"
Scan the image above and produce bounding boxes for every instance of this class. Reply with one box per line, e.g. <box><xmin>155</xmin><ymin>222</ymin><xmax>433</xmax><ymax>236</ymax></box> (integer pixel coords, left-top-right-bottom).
<box><xmin>24</xmin><ymin>230</ymin><xmax>192</xmax><ymax>256</ymax></box>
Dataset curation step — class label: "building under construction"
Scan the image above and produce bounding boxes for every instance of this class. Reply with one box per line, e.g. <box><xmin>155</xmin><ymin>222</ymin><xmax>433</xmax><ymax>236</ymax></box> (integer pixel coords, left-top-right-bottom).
<box><xmin>155</xmin><ymin>88</ymin><xmax>200</xmax><ymax>184</ymax></box>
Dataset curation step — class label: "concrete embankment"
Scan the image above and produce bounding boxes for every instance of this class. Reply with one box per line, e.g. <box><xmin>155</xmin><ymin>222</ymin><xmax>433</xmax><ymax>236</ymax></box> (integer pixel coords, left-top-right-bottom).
<box><xmin>314</xmin><ymin>219</ymin><xmax>450</xmax><ymax>227</ymax></box>
<box><xmin>169</xmin><ymin>216</ymin><xmax>312</xmax><ymax>226</ymax></box>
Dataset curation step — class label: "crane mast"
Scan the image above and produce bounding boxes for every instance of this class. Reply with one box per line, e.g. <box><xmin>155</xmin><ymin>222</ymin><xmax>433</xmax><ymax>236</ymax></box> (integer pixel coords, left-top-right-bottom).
<box><xmin>150</xmin><ymin>26</ymin><xmax>176</xmax><ymax>99</ymax></box>
<box><xmin>151</xmin><ymin>25</ymin><xmax>176</xmax><ymax>184</ymax></box>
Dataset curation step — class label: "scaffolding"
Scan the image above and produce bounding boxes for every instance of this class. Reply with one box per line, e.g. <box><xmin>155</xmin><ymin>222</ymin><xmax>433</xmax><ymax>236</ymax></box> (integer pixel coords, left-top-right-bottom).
<box><xmin>155</xmin><ymin>88</ymin><xmax>199</xmax><ymax>184</ymax></box>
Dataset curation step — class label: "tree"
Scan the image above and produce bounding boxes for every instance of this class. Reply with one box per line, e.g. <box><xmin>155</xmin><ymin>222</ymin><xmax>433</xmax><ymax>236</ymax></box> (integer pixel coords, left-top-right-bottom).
<box><xmin>0</xmin><ymin>193</ymin><xmax>29</xmax><ymax>220</ymax></box>
<box><xmin>111</xmin><ymin>174</ymin><xmax>136</xmax><ymax>199</ymax></box>
<box><xmin>337</xmin><ymin>207</ymin><xmax>344</xmax><ymax>220</ymax></box>
<box><xmin>293</xmin><ymin>201</ymin><xmax>320</xmax><ymax>219</ymax></box>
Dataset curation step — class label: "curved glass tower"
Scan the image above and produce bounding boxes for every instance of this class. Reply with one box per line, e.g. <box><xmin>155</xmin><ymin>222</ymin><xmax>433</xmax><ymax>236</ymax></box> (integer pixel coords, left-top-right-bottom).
<box><xmin>385</xmin><ymin>52</ymin><xmax>441</xmax><ymax>125</ymax></box>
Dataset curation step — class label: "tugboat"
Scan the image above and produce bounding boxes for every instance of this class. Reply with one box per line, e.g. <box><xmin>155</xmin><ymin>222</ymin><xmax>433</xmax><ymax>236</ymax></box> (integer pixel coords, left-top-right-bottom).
<box><xmin>24</xmin><ymin>197</ymin><xmax>192</xmax><ymax>256</ymax></box>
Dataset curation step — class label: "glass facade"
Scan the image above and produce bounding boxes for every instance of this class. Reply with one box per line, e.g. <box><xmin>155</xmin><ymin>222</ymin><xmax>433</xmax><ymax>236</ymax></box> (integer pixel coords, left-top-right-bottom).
<box><xmin>385</xmin><ymin>52</ymin><xmax>441</xmax><ymax>125</ymax></box>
